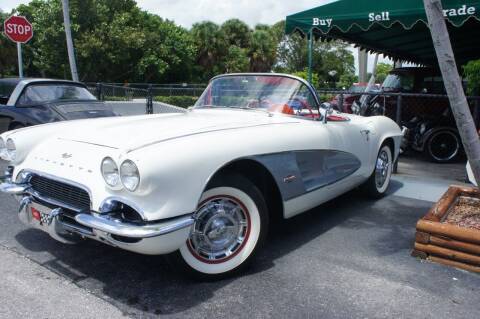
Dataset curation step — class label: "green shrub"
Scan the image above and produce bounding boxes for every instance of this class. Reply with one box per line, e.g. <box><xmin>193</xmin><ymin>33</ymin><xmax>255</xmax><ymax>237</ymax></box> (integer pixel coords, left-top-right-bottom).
<box><xmin>291</xmin><ymin>69</ymin><xmax>320</xmax><ymax>89</ymax></box>
<box><xmin>318</xmin><ymin>94</ymin><xmax>335</xmax><ymax>103</ymax></box>
<box><xmin>102</xmin><ymin>96</ymin><xmax>132</xmax><ymax>101</ymax></box>
<box><xmin>155</xmin><ymin>96</ymin><xmax>199</xmax><ymax>108</ymax></box>
<box><xmin>463</xmin><ymin>59</ymin><xmax>480</xmax><ymax>95</ymax></box>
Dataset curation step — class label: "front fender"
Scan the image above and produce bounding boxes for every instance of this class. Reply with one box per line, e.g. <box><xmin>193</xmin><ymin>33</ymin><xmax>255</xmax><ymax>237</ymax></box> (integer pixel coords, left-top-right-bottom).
<box><xmin>369</xmin><ymin>116</ymin><xmax>403</xmax><ymax>162</ymax></box>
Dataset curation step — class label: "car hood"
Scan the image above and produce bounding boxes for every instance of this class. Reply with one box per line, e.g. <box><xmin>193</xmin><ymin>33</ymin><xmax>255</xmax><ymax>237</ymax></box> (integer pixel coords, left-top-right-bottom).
<box><xmin>57</xmin><ymin>109</ymin><xmax>300</xmax><ymax>152</ymax></box>
<box><xmin>49</xmin><ymin>101</ymin><xmax>117</xmax><ymax>120</ymax></box>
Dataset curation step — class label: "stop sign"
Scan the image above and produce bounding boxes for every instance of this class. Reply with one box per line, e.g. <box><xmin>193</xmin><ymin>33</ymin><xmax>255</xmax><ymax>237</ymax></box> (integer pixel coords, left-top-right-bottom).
<box><xmin>3</xmin><ymin>16</ymin><xmax>33</xmax><ymax>43</ymax></box>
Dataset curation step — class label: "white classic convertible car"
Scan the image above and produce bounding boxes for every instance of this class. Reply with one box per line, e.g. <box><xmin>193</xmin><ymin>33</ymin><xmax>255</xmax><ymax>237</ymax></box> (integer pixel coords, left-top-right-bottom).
<box><xmin>0</xmin><ymin>74</ymin><xmax>402</xmax><ymax>278</ymax></box>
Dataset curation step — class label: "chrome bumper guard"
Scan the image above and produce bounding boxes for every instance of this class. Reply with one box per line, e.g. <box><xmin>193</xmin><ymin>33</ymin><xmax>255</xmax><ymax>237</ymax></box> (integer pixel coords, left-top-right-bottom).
<box><xmin>1</xmin><ymin>177</ymin><xmax>194</xmax><ymax>242</ymax></box>
<box><xmin>0</xmin><ymin>181</ymin><xmax>30</xmax><ymax>194</ymax></box>
<box><xmin>0</xmin><ymin>169</ymin><xmax>29</xmax><ymax>195</ymax></box>
<box><xmin>74</xmin><ymin>213</ymin><xmax>194</xmax><ymax>238</ymax></box>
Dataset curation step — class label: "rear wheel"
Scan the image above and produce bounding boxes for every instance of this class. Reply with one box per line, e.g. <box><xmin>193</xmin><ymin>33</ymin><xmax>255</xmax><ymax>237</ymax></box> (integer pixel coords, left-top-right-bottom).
<box><xmin>362</xmin><ymin>144</ymin><xmax>393</xmax><ymax>198</ymax></box>
<box><xmin>425</xmin><ymin>130</ymin><xmax>460</xmax><ymax>163</ymax></box>
<box><xmin>175</xmin><ymin>174</ymin><xmax>268</xmax><ymax>280</ymax></box>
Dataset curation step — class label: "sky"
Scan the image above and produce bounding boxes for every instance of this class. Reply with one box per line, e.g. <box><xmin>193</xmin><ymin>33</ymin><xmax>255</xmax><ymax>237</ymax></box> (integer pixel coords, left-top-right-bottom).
<box><xmin>4</xmin><ymin>0</ymin><xmax>335</xmax><ymax>26</ymax></box>
<box><xmin>1</xmin><ymin>0</ymin><xmax>392</xmax><ymax>72</ymax></box>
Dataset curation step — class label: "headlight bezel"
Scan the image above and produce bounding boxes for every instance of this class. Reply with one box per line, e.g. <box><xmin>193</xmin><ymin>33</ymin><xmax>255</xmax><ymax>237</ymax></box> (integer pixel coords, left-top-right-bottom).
<box><xmin>120</xmin><ymin>160</ymin><xmax>140</xmax><ymax>192</ymax></box>
<box><xmin>101</xmin><ymin>157</ymin><xmax>121</xmax><ymax>188</ymax></box>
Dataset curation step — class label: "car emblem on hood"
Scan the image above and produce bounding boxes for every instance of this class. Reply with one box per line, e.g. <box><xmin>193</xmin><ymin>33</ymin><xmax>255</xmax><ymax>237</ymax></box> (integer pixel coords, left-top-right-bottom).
<box><xmin>62</xmin><ymin>153</ymin><xmax>72</xmax><ymax>159</ymax></box>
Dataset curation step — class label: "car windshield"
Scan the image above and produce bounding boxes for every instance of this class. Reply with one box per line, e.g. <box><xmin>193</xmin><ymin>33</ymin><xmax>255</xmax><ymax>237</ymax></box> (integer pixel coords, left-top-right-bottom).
<box><xmin>194</xmin><ymin>75</ymin><xmax>319</xmax><ymax>118</ymax></box>
<box><xmin>350</xmin><ymin>85</ymin><xmax>367</xmax><ymax>93</ymax></box>
<box><xmin>382</xmin><ymin>73</ymin><xmax>414</xmax><ymax>92</ymax></box>
<box><xmin>17</xmin><ymin>84</ymin><xmax>96</xmax><ymax>106</ymax></box>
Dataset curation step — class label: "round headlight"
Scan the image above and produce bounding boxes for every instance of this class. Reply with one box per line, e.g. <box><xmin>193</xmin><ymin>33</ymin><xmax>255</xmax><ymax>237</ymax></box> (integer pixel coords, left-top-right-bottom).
<box><xmin>120</xmin><ymin>160</ymin><xmax>140</xmax><ymax>192</ymax></box>
<box><xmin>101</xmin><ymin>157</ymin><xmax>120</xmax><ymax>187</ymax></box>
<box><xmin>5</xmin><ymin>138</ymin><xmax>16</xmax><ymax>162</ymax></box>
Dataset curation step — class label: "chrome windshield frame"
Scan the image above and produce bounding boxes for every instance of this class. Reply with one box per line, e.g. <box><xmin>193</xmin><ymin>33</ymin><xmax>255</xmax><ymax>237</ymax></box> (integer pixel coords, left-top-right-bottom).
<box><xmin>195</xmin><ymin>73</ymin><xmax>322</xmax><ymax>114</ymax></box>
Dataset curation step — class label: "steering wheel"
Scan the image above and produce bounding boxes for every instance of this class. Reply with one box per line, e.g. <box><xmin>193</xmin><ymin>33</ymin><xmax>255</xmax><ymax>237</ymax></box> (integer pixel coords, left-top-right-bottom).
<box><xmin>288</xmin><ymin>98</ymin><xmax>315</xmax><ymax>118</ymax></box>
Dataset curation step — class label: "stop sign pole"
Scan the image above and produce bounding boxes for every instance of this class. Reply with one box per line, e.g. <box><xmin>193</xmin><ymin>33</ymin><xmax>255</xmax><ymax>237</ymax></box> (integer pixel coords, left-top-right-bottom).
<box><xmin>17</xmin><ymin>42</ymin><xmax>23</xmax><ymax>78</ymax></box>
<box><xmin>3</xmin><ymin>15</ymin><xmax>33</xmax><ymax>78</ymax></box>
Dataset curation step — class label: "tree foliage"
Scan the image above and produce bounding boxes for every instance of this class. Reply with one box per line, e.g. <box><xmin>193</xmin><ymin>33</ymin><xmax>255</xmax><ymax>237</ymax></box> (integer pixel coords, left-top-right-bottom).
<box><xmin>0</xmin><ymin>10</ymin><xmax>18</xmax><ymax>77</ymax></box>
<box><xmin>274</xmin><ymin>21</ymin><xmax>355</xmax><ymax>88</ymax></box>
<box><xmin>375</xmin><ymin>62</ymin><xmax>393</xmax><ymax>85</ymax></box>
<box><xmin>2</xmin><ymin>2</ymin><xmax>355</xmax><ymax>86</ymax></box>
<box><xmin>463</xmin><ymin>59</ymin><xmax>480</xmax><ymax>95</ymax></box>
<box><xmin>13</xmin><ymin>0</ymin><xmax>195</xmax><ymax>82</ymax></box>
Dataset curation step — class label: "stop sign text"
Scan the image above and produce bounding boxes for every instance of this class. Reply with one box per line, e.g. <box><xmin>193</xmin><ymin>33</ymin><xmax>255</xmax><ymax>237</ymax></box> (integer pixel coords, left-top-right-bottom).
<box><xmin>3</xmin><ymin>15</ymin><xmax>33</xmax><ymax>43</ymax></box>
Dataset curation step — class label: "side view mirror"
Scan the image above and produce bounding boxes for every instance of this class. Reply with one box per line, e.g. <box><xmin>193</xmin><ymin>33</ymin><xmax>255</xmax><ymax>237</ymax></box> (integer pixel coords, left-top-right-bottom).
<box><xmin>320</xmin><ymin>102</ymin><xmax>333</xmax><ymax>123</ymax></box>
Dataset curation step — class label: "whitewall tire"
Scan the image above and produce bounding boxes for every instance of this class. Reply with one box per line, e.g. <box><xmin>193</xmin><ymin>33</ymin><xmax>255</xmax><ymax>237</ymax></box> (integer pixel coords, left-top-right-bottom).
<box><xmin>363</xmin><ymin>144</ymin><xmax>393</xmax><ymax>198</ymax></box>
<box><xmin>176</xmin><ymin>174</ymin><xmax>268</xmax><ymax>279</ymax></box>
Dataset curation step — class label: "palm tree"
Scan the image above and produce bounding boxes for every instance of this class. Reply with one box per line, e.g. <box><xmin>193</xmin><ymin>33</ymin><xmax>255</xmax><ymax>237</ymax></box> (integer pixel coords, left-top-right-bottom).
<box><xmin>190</xmin><ymin>22</ymin><xmax>227</xmax><ymax>80</ymax></box>
<box><xmin>248</xmin><ymin>29</ymin><xmax>276</xmax><ymax>72</ymax></box>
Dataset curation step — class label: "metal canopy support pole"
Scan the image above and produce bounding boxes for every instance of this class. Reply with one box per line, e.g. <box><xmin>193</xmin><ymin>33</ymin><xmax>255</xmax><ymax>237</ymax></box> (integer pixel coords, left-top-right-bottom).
<box><xmin>424</xmin><ymin>0</ymin><xmax>480</xmax><ymax>184</ymax></box>
<box><xmin>62</xmin><ymin>0</ymin><xmax>79</xmax><ymax>82</ymax></box>
<box><xmin>17</xmin><ymin>42</ymin><xmax>23</xmax><ymax>78</ymax></box>
<box><xmin>358</xmin><ymin>49</ymin><xmax>368</xmax><ymax>83</ymax></box>
<box><xmin>308</xmin><ymin>29</ymin><xmax>313</xmax><ymax>85</ymax></box>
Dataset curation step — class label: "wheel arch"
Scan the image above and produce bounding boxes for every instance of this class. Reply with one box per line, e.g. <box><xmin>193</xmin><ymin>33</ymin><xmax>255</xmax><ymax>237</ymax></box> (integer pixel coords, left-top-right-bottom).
<box><xmin>204</xmin><ymin>158</ymin><xmax>285</xmax><ymax>222</ymax></box>
<box><xmin>383</xmin><ymin>137</ymin><xmax>395</xmax><ymax>155</ymax></box>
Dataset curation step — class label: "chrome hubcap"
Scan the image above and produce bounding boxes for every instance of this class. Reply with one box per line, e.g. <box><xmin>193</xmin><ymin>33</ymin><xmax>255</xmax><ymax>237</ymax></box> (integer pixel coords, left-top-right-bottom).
<box><xmin>189</xmin><ymin>196</ymin><xmax>249</xmax><ymax>262</ymax></box>
<box><xmin>375</xmin><ymin>150</ymin><xmax>390</xmax><ymax>189</ymax></box>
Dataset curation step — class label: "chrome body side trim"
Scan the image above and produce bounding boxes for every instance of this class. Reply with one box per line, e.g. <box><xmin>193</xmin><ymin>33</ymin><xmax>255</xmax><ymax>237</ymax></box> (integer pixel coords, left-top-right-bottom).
<box><xmin>251</xmin><ymin>150</ymin><xmax>361</xmax><ymax>201</ymax></box>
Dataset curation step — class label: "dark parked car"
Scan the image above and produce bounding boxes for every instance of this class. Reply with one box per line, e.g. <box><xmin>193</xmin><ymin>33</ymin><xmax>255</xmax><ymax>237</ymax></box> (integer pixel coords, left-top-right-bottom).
<box><xmin>378</xmin><ymin>67</ymin><xmax>453</xmax><ymax>120</ymax></box>
<box><xmin>353</xmin><ymin>67</ymin><xmax>470</xmax><ymax>162</ymax></box>
<box><xmin>0</xmin><ymin>78</ymin><xmax>116</xmax><ymax>133</ymax></box>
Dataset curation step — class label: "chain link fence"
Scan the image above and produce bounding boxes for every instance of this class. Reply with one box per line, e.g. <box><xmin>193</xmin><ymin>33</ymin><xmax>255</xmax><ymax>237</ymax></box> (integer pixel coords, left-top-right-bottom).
<box><xmin>318</xmin><ymin>90</ymin><xmax>480</xmax><ymax>126</ymax></box>
<box><xmin>86</xmin><ymin>83</ymin><xmax>199</xmax><ymax>116</ymax></box>
<box><xmin>319</xmin><ymin>89</ymin><xmax>480</xmax><ymax>165</ymax></box>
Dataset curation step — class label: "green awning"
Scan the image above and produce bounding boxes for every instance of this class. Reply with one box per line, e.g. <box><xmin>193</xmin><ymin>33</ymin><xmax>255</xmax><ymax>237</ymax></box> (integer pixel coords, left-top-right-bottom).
<box><xmin>286</xmin><ymin>0</ymin><xmax>480</xmax><ymax>66</ymax></box>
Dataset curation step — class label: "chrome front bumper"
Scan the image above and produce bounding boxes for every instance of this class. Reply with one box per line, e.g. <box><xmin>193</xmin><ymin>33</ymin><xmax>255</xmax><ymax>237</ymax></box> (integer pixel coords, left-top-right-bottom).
<box><xmin>0</xmin><ymin>174</ymin><xmax>194</xmax><ymax>255</ymax></box>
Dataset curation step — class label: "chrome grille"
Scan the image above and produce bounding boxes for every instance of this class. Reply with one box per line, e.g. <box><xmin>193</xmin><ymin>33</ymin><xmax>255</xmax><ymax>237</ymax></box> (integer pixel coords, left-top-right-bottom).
<box><xmin>29</xmin><ymin>175</ymin><xmax>91</xmax><ymax>211</ymax></box>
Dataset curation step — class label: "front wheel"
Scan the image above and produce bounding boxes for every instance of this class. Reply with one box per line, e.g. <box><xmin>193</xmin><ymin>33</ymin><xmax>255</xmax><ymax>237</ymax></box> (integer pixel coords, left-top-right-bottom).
<box><xmin>362</xmin><ymin>144</ymin><xmax>393</xmax><ymax>198</ymax></box>
<box><xmin>175</xmin><ymin>174</ymin><xmax>268</xmax><ymax>280</ymax></box>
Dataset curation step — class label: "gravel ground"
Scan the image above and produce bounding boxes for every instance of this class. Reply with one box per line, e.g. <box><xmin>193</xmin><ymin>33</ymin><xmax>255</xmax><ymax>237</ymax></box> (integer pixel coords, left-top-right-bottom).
<box><xmin>1</xmin><ymin>160</ymin><xmax>479</xmax><ymax>318</ymax></box>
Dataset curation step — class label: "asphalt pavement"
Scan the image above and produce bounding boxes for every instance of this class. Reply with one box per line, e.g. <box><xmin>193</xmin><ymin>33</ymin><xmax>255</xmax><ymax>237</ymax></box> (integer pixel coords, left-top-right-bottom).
<box><xmin>1</xmin><ymin>159</ymin><xmax>479</xmax><ymax>318</ymax></box>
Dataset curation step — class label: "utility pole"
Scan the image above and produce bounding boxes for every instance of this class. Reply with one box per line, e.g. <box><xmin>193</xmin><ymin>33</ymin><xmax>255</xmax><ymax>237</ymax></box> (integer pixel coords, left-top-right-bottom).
<box><xmin>424</xmin><ymin>0</ymin><xmax>480</xmax><ymax>185</ymax></box>
<box><xmin>61</xmin><ymin>0</ymin><xmax>79</xmax><ymax>81</ymax></box>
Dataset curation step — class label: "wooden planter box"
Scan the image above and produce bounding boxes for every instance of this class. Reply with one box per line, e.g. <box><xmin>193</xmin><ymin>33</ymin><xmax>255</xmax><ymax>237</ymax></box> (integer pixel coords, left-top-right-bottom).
<box><xmin>412</xmin><ymin>185</ymin><xmax>480</xmax><ymax>273</ymax></box>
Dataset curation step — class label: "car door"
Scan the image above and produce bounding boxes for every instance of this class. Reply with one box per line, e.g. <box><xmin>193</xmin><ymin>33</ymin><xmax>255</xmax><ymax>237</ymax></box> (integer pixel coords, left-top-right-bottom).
<box><xmin>297</xmin><ymin>85</ymin><xmax>373</xmax><ymax>198</ymax></box>
<box><xmin>321</xmin><ymin>117</ymin><xmax>373</xmax><ymax>180</ymax></box>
